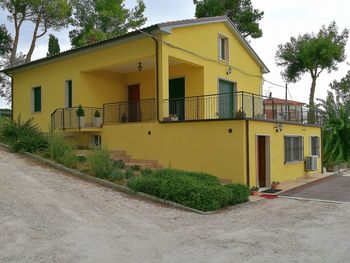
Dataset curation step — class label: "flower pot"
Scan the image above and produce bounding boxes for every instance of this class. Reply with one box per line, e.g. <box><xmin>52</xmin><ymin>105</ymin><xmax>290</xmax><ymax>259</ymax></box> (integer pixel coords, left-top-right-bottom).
<box><xmin>271</xmin><ymin>184</ymin><xmax>279</xmax><ymax>190</ymax></box>
<box><xmin>77</xmin><ymin>116</ymin><xmax>85</xmax><ymax>128</ymax></box>
<box><xmin>93</xmin><ymin>117</ymin><xmax>102</xmax><ymax>127</ymax></box>
<box><xmin>251</xmin><ymin>191</ymin><xmax>259</xmax><ymax>196</ymax></box>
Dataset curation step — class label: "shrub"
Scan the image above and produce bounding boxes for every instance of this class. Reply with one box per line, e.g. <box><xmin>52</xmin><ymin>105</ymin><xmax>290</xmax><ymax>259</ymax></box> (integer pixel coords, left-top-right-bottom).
<box><xmin>127</xmin><ymin>169</ymin><xmax>248</xmax><ymax>212</ymax></box>
<box><xmin>130</xmin><ymin>164</ymin><xmax>141</xmax><ymax>171</ymax></box>
<box><xmin>108</xmin><ymin>169</ymin><xmax>125</xmax><ymax>181</ymax></box>
<box><xmin>60</xmin><ymin>146</ymin><xmax>78</xmax><ymax>168</ymax></box>
<box><xmin>87</xmin><ymin>147</ymin><xmax>114</xmax><ymax>178</ymax></box>
<box><xmin>125</xmin><ymin>167</ymin><xmax>135</xmax><ymax>179</ymax></box>
<box><xmin>141</xmin><ymin>168</ymin><xmax>154</xmax><ymax>177</ymax></box>
<box><xmin>46</xmin><ymin>131</ymin><xmax>66</xmax><ymax>161</ymax></box>
<box><xmin>225</xmin><ymin>184</ymin><xmax>250</xmax><ymax>205</ymax></box>
<box><xmin>77</xmin><ymin>156</ymin><xmax>87</xmax><ymax>162</ymax></box>
<box><xmin>113</xmin><ymin>159</ymin><xmax>125</xmax><ymax>169</ymax></box>
<box><xmin>0</xmin><ymin>117</ymin><xmax>47</xmax><ymax>153</ymax></box>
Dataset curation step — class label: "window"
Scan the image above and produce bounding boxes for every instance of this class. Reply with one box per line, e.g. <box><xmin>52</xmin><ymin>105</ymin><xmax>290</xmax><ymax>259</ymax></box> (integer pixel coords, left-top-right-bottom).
<box><xmin>285</xmin><ymin>136</ymin><xmax>304</xmax><ymax>163</ymax></box>
<box><xmin>218</xmin><ymin>34</ymin><xmax>229</xmax><ymax>61</ymax></box>
<box><xmin>91</xmin><ymin>135</ymin><xmax>101</xmax><ymax>148</ymax></box>
<box><xmin>311</xmin><ymin>136</ymin><xmax>320</xmax><ymax>157</ymax></box>
<box><xmin>65</xmin><ymin>80</ymin><xmax>73</xmax><ymax>108</ymax></box>
<box><xmin>32</xmin><ymin>86</ymin><xmax>41</xmax><ymax>112</ymax></box>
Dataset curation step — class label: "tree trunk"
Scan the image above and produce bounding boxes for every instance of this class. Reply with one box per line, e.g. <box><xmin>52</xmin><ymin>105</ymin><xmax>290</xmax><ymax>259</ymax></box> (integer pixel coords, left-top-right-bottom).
<box><xmin>308</xmin><ymin>77</ymin><xmax>317</xmax><ymax>124</ymax></box>
<box><xmin>25</xmin><ymin>14</ymin><xmax>42</xmax><ymax>63</ymax></box>
<box><xmin>10</xmin><ymin>17</ymin><xmax>21</xmax><ymax>67</ymax></box>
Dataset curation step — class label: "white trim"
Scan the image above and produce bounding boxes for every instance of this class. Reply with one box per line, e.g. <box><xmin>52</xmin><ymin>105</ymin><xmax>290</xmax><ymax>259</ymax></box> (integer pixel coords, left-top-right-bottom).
<box><xmin>218</xmin><ymin>33</ymin><xmax>229</xmax><ymax>62</ymax></box>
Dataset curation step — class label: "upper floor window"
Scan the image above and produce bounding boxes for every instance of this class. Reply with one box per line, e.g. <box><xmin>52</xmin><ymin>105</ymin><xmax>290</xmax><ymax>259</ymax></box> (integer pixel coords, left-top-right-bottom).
<box><xmin>311</xmin><ymin>136</ymin><xmax>320</xmax><ymax>157</ymax></box>
<box><xmin>32</xmin><ymin>86</ymin><xmax>41</xmax><ymax>112</ymax></box>
<box><xmin>285</xmin><ymin>136</ymin><xmax>304</xmax><ymax>163</ymax></box>
<box><xmin>65</xmin><ymin>80</ymin><xmax>73</xmax><ymax>108</ymax></box>
<box><xmin>218</xmin><ymin>34</ymin><xmax>229</xmax><ymax>62</ymax></box>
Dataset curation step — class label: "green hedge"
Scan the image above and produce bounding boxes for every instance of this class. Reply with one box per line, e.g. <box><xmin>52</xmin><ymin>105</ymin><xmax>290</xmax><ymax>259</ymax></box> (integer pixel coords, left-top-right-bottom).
<box><xmin>128</xmin><ymin>169</ymin><xmax>250</xmax><ymax>212</ymax></box>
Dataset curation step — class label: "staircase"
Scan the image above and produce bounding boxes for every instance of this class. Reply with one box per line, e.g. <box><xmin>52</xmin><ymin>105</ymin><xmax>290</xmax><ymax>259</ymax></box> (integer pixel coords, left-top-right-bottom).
<box><xmin>77</xmin><ymin>150</ymin><xmax>162</xmax><ymax>170</ymax></box>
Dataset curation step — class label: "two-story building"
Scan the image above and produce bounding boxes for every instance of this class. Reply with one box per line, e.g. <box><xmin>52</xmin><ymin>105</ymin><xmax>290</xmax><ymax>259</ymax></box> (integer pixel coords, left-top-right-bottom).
<box><xmin>3</xmin><ymin>16</ymin><xmax>322</xmax><ymax>187</ymax></box>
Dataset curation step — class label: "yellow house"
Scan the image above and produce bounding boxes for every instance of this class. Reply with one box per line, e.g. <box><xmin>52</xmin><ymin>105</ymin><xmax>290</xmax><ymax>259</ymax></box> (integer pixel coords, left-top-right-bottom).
<box><xmin>3</xmin><ymin>16</ymin><xmax>322</xmax><ymax>187</ymax></box>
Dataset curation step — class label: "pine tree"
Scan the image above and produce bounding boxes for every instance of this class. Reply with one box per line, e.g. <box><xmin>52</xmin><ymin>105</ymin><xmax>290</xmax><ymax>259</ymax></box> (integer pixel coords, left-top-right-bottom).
<box><xmin>47</xmin><ymin>34</ymin><xmax>60</xmax><ymax>57</ymax></box>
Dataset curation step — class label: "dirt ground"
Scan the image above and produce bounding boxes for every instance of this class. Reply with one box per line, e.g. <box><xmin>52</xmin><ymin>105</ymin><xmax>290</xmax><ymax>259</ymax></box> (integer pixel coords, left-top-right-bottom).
<box><xmin>1</xmin><ymin>148</ymin><xmax>350</xmax><ymax>263</ymax></box>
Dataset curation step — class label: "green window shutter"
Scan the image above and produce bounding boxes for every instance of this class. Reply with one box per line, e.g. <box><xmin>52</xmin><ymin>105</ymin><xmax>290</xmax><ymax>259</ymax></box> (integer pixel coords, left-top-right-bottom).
<box><xmin>68</xmin><ymin>80</ymin><xmax>72</xmax><ymax>108</ymax></box>
<box><xmin>33</xmin><ymin>87</ymin><xmax>41</xmax><ymax>112</ymax></box>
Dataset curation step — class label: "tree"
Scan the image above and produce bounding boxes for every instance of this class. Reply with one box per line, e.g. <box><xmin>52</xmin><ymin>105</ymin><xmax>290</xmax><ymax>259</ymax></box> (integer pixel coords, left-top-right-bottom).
<box><xmin>318</xmin><ymin>71</ymin><xmax>350</xmax><ymax>169</ymax></box>
<box><xmin>47</xmin><ymin>34</ymin><xmax>60</xmax><ymax>57</ymax></box>
<box><xmin>193</xmin><ymin>0</ymin><xmax>264</xmax><ymax>38</ymax></box>
<box><xmin>276</xmin><ymin>22</ymin><xmax>349</xmax><ymax>112</ymax></box>
<box><xmin>0</xmin><ymin>0</ymin><xmax>32</xmax><ymax>66</ymax></box>
<box><xmin>0</xmin><ymin>24</ymin><xmax>12</xmax><ymax>56</ymax></box>
<box><xmin>25</xmin><ymin>0</ymin><xmax>72</xmax><ymax>62</ymax></box>
<box><xmin>0</xmin><ymin>52</ymin><xmax>26</xmax><ymax>104</ymax></box>
<box><xmin>69</xmin><ymin>0</ymin><xmax>147</xmax><ymax>48</ymax></box>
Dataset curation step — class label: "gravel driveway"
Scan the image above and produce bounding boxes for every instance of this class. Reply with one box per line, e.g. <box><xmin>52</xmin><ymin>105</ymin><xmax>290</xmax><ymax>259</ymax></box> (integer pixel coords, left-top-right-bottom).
<box><xmin>1</xmin><ymin>148</ymin><xmax>350</xmax><ymax>263</ymax></box>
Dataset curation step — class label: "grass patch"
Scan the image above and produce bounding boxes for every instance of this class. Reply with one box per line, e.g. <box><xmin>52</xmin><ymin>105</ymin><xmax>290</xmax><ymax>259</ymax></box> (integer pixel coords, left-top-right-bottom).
<box><xmin>128</xmin><ymin>169</ymin><xmax>250</xmax><ymax>212</ymax></box>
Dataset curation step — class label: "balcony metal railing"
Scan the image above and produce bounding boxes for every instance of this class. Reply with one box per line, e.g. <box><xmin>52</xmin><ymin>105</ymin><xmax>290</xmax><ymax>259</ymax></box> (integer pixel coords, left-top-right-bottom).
<box><xmin>103</xmin><ymin>99</ymin><xmax>156</xmax><ymax>124</ymax></box>
<box><xmin>51</xmin><ymin>106</ymin><xmax>103</xmax><ymax>130</ymax></box>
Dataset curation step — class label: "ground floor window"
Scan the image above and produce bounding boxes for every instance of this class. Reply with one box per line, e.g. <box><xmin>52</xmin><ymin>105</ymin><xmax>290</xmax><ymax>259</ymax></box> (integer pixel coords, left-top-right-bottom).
<box><xmin>90</xmin><ymin>135</ymin><xmax>101</xmax><ymax>148</ymax></box>
<box><xmin>32</xmin><ymin>86</ymin><xmax>41</xmax><ymax>112</ymax></box>
<box><xmin>311</xmin><ymin>136</ymin><xmax>320</xmax><ymax>157</ymax></box>
<box><xmin>285</xmin><ymin>136</ymin><xmax>304</xmax><ymax>163</ymax></box>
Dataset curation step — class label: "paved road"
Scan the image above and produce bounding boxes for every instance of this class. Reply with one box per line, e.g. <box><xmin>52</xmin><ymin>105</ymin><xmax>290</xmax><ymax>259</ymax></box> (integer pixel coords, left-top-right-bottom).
<box><xmin>1</xmin><ymin>148</ymin><xmax>350</xmax><ymax>263</ymax></box>
<box><xmin>282</xmin><ymin>174</ymin><xmax>350</xmax><ymax>202</ymax></box>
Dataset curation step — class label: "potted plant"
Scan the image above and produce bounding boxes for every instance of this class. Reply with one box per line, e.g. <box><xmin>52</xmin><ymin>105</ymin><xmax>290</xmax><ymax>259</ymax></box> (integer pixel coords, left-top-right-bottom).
<box><xmin>93</xmin><ymin>110</ymin><xmax>102</xmax><ymax>127</ymax></box>
<box><xmin>250</xmin><ymin>186</ymin><xmax>259</xmax><ymax>196</ymax></box>
<box><xmin>169</xmin><ymin>114</ymin><xmax>179</xmax><ymax>121</ymax></box>
<box><xmin>271</xmin><ymin>181</ymin><xmax>280</xmax><ymax>190</ymax></box>
<box><xmin>76</xmin><ymin>104</ymin><xmax>85</xmax><ymax>128</ymax></box>
<box><xmin>235</xmin><ymin>109</ymin><xmax>246</xmax><ymax>118</ymax></box>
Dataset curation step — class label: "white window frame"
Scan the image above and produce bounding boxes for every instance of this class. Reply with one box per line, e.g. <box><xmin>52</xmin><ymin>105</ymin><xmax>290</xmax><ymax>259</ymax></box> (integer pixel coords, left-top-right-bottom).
<box><xmin>284</xmin><ymin>136</ymin><xmax>304</xmax><ymax>163</ymax></box>
<box><xmin>218</xmin><ymin>34</ymin><xmax>229</xmax><ymax>62</ymax></box>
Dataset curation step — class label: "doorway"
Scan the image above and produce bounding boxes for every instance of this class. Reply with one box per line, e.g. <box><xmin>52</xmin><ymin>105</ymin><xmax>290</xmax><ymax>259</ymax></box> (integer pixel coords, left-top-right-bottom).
<box><xmin>169</xmin><ymin>78</ymin><xmax>185</xmax><ymax>121</ymax></box>
<box><xmin>218</xmin><ymin>79</ymin><xmax>235</xmax><ymax>119</ymax></box>
<box><xmin>128</xmin><ymin>84</ymin><xmax>140</xmax><ymax>122</ymax></box>
<box><xmin>257</xmin><ymin>136</ymin><xmax>270</xmax><ymax>188</ymax></box>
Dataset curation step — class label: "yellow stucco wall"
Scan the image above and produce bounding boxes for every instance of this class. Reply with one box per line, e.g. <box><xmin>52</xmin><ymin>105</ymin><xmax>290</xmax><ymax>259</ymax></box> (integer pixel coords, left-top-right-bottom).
<box><xmin>102</xmin><ymin>121</ymin><xmax>247</xmax><ymax>183</ymax></box>
<box><xmin>248</xmin><ymin>120</ymin><xmax>322</xmax><ymax>186</ymax></box>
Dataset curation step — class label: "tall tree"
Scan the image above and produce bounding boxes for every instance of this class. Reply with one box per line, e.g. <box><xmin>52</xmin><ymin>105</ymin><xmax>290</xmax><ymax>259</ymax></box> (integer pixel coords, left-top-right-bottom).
<box><xmin>276</xmin><ymin>22</ymin><xmax>349</xmax><ymax>113</ymax></box>
<box><xmin>318</xmin><ymin>71</ymin><xmax>350</xmax><ymax>169</ymax></box>
<box><xmin>193</xmin><ymin>0</ymin><xmax>264</xmax><ymax>38</ymax></box>
<box><xmin>25</xmin><ymin>0</ymin><xmax>71</xmax><ymax>62</ymax></box>
<box><xmin>69</xmin><ymin>0</ymin><xmax>146</xmax><ymax>48</ymax></box>
<box><xmin>0</xmin><ymin>0</ymin><xmax>32</xmax><ymax>66</ymax></box>
<box><xmin>0</xmin><ymin>24</ymin><xmax>12</xmax><ymax>56</ymax></box>
<box><xmin>46</xmin><ymin>34</ymin><xmax>60</xmax><ymax>57</ymax></box>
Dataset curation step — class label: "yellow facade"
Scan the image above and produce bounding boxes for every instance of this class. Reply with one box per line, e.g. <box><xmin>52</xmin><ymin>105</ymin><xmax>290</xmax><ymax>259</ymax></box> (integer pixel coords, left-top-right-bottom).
<box><xmin>7</xmin><ymin>17</ymin><xmax>322</xmax><ymax>185</ymax></box>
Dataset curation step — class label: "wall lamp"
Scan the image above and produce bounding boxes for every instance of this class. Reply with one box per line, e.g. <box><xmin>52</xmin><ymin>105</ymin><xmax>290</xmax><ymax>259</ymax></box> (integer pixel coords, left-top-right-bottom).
<box><xmin>275</xmin><ymin>123</ymin><xmax>283</xmax><ymax>133</ymax></box>
<box><xmin>226</xmin><ymin>66</ymin><xmax>232</xmax><ymax>75</ymax></box>
<box><xmin>138</xmin><ymin>62</ymin><xmax>143</xmax><ymax>72</ymax></box>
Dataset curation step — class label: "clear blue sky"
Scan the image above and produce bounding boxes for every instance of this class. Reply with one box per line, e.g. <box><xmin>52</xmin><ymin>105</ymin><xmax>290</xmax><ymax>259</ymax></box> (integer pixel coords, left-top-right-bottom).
<box><xmin>1</xmin><ymin>0</ymin><xmax>349</xmax><ymax>107</ymax></box>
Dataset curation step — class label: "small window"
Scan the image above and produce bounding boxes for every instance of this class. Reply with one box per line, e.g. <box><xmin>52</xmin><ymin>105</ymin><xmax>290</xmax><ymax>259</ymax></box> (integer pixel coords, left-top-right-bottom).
<box><xmin>218</xmin><ymin>34</ymin><xmax>229</xmax><ymax>61</ymax></box>
<box><xmin>285</xmin><ymin>136</ymin><xmax>304</xmax><ymax>163</ymax></box>
<box><xmin>65</xmin><ymin>80</ymin><xmax>73</xmax><ymax>108</ymax></box>
<box><xmin>311</xmin><ymin>136</ymin><xmax>320</xmax><ymax>157</ymax></box>
<box><xmin>32</xmin><ymin>86</ymin><xmax>41</xmax><ymax>112</ymax></box>
<box><xmin>91</xmin><ymin>135</ymin><xmax>101</xmax><ymax>148</ymax></box>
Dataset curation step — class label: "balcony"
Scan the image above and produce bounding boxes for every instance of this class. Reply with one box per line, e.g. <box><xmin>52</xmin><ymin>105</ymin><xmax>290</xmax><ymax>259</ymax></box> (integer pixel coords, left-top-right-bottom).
<box><xmin>51</xmin><ymin>106</ymin><xmax>103</xmax><ymax>130</ymax></box>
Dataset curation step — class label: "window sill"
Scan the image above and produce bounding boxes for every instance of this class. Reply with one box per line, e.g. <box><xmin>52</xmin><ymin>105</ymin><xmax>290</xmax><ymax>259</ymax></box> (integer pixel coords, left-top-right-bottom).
<box><xmin>284</xmin><ymin>160</ymin><xmax>304</xmax><ymax>165</ymax></box>
<box><xmin>31</xmin><ymin>111</ymin><xmax>42</xmax><ymax>114</ymax></box>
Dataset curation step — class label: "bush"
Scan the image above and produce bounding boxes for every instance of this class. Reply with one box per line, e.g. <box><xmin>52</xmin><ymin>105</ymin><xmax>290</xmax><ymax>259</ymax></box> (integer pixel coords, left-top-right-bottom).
<box><xmin>113</xmin><ymin>159</ymin><xmax>125</xmax><ymax>169</ymax></box>
<box><xmin>60</xmin><ymin>146</ymin><xmax>78</xmax><ymax>168</ymax></box>
<box><xmin>125</xmin><ymin>167</ymin><xmax>135</xmax><ymax>179</ymax></box>
<box><xmin>77</xmin><ymin>156</ymin><xmax>87</xmax><ymax>162</ymax></box>
<box><xmin>141</xmin><ymin>168</ymin><xmax>154</xmax><ymax>177</ymax></box>
<box><xmin>108</xmin><ymin>169</ymin><xmax>125</xmax><ymax>181</ymax></box>
<box><xmin>87</xmin><ymin>147</ymin><xmax>114</xmax><ymax>178</ymax></box>
<box><xmin>46</xmin><ymin>131</ymin><xmax>66</xmax><ymax>161</ymax></box>
<box><xmin>0</xmin><ymin>117</ymin><xmax>47</xmax><ymax>153</ymax></box>
<box><xmin>130</xmin><ymin>164</ymin><xmax>141</xmax><ymax>171</ymax></box>
<box><xmin>127</xmin><ymin>169</ymin><xmax>249</xmax><ymax>212</ymax></box>
<box><xmin>225</xmin><ymin>184</ymin><xmax>250</xmax><ymax>205</ymax></box>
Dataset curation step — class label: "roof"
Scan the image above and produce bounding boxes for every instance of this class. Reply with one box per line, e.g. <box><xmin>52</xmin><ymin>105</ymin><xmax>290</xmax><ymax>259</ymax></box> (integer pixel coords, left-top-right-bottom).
<box><xmin>264</xmin><ymin>98</ymin><xmax>305</xmax><ymax>106</ymax></box>
<box><xmin>2</xmin><ymin>16</ymin><xmax>269</xmax><ymax>74</ymax></box>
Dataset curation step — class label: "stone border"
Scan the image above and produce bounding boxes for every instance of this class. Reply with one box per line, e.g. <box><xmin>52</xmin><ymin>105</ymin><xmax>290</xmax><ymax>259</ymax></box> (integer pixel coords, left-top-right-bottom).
<box><xmin>0</xmin><ymin>143</ymin><xmax>229</xmax><ymax>215</ymax></box>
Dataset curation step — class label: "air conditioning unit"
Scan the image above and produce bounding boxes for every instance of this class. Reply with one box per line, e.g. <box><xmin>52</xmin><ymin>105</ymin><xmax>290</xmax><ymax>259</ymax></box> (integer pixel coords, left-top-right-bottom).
<box><xmin>305</xmin><ymin>156</ymin><xmax>318</xmax><ymax>171</ymax></box>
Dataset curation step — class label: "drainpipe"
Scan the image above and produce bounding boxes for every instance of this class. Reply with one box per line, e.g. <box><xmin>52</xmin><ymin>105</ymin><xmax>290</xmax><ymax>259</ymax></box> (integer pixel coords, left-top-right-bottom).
<box><xmin>245</xmin><ymin>119</ymin><xmax>250</xmax><ymax>186</ymax></box>
<box><xmin>10</xmin><ymin>74</ymin><xmax>14</xmax><ymax>121</ymax></box>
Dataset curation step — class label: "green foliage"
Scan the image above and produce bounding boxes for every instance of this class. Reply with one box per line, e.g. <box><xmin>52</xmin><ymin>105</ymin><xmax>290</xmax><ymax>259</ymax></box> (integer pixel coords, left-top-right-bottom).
<box><xmin>128</xmin><ymin>169</ymin><xmax>249</xmax><ymax>212</ymax></box>
<box><xmin>94</xmin><ymin>110</ymin><xmax>101</xmax><ymax>118</ymax></box>
<box><xmin>76</xmin><ymin>105</ymin><xmax>85</xmax><ymax>117</ymax></box>
<box><xmin>141</xmin><ymin>168</ymin><xmax>153</xmax><ymax>176</ymax></box>
<box><xmin>276</xmin><ymin>22</ymin><xmax>349</xmax><ymax>108</ymax></box>
<box><xmin>193</xmin><ymin>0</ymin><xmax>264</xmax><ymax>38</ymax></box>
<box><xmin>47</xmin><ymin>34</ymin><xmax>60</xmax><ymax>57</ymax></box>
<box><xmin>87</xmin><ymin>147</ymin><xmax>114</xmax><ymax>178</ymax></box>
<box><xmin>0</xmin><ymin>24</ymin><xmax>12</xmax><ymax>56</ymax></box>
<box><xmin>0</xmin><ymin>116</ymin><xmax>47</xmax><ymax>153</ymax></box>
<box><xmin>46</xmin><ymin>131</ymin><xmax>77</xmax><ymax>168</ymax></box>
<box><xmin>77</xmin><ymin>155</ymin><xmax>87</xmax><ymax>162</ymax></box>
<box><xmin>225</xmin><ymin>184</ymin><xmax>250</xmax><ymax>205</ymax></box>
<box><xmin>125</xmin><ymin>167</ymin><xmax>135</xmax><ymax>179</ymax></box>
<box><xmin>70</xmin><ymin>0</ymin><xmax>146</xmax><ymax>48</ymax></box>
<box><xmin>130</xmin><ymin>164</ymin><xmax>141</xmax><ymax>171</ymax></box>
<box><xmin>108</xmin><ymin>168</ymin><xmax>125</xmax><ymax>181</ymax></box>
<box><xmin>319</xmin><ymin>72</ymin><xmax>350</xmax><ymax>167</ymax></box>
<box><xmin>113</xmin><ymin>159</ymin><xmax>125</xmax><ymax>169</ymax></box>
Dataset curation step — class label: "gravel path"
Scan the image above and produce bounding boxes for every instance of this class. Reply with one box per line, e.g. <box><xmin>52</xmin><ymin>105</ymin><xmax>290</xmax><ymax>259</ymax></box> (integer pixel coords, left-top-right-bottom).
<box><xmin>1</xmin><ymin>148</ymin><xmax>350</xmax><ymax>263</ymax></box>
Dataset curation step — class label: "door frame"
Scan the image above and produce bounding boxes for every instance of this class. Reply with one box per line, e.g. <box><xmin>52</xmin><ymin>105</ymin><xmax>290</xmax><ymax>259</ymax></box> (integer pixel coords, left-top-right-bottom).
<box><xmin>127</xmin><ymin>84</ymin><xmax>141</xmax><ymax>122</ymax></box>
<box><xmin>217</xmin><ymin>78</ymin><xmax>237</xmax><ymax>118</ymax></box>
<box><xmin>255</xmin><ymin>135</ymin><xmax>271</xmax><ymax>188</ymax></box>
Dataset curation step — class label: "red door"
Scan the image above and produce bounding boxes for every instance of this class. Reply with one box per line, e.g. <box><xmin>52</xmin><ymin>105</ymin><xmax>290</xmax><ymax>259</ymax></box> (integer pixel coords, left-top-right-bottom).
<box><xmin>128</xmin><ymin>85</ymin><xmax>140</xmax><ymax>122</ymax></box>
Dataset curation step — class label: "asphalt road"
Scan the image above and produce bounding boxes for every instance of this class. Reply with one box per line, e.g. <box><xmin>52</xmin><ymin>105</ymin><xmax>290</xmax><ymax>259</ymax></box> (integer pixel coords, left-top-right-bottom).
<box><xmin>1</xmin><ymin>148</ymin><xmax>350</xmax><ymax>263</ymax></box>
